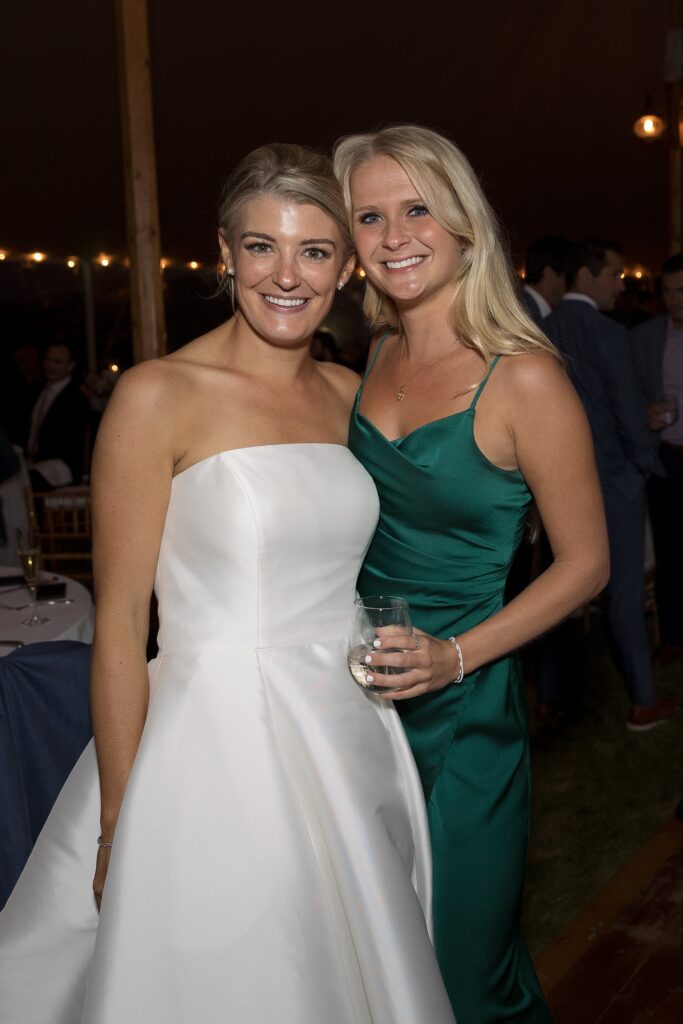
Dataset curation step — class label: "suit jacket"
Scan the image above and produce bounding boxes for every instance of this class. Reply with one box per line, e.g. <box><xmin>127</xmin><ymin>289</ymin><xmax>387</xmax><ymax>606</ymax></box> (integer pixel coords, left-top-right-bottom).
<box><xmin>629</xmin><ymin>314</ymin><xmax>667</xmax><ymax>402</ymax></box>
<box><xmin>34</xmin><ymin>382</ymin><xmax>90</xmax><ymax>484</ymax></box>
<box><xmin>519</xmin><ymin>286</ymin><xmax>549</xmax><ymax>328</ymax></box>
<box><xmin>545</xmin><ymin>298</ymin><xmax>653</xmax><ymax>499</ymax></box>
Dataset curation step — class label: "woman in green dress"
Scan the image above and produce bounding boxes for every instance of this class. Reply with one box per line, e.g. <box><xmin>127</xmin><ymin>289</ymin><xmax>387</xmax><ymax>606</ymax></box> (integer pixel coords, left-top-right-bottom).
<box><xmin>334</xmin><ymin>126</ymin><xmax>609</xmax><ymax>1023</ymax></box>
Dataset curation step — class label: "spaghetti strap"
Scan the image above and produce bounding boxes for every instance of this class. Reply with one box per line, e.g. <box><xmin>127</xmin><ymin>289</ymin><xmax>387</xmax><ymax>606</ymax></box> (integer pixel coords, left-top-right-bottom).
<box><xmin>469</xmin><ymin>355</ymin><xmax>501</xmax><ymax>411</ymax></box>
<box><xmin>362</xmin><ymin>332</ymin><xmax>393</xmax><ymax>384</ymax></box>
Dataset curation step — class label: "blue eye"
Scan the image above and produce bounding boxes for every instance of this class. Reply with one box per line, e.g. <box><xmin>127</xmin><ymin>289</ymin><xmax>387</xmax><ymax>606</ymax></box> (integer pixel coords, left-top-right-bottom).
<box><xmin>408</xmin><ymin>205</ymin><xmax>429</xmax><ymax>217</ymax></box>
<box><xmin>358</xmin><ymin>212</ymin><xmax>381</xmax><ymax>225</ymax></box>
<box><xmin>245</xmin><ymin>242</ymin><xmax>271</xmax><ymax>254</ymax></box>
<box><xmin>303</xmin><ymin>247</ymin><xmax>331</xmax><ymax>261</ymax></box>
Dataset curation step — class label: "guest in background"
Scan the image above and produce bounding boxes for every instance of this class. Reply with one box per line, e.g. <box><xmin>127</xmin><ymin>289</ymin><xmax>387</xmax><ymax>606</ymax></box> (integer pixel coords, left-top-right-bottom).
<box><xmin>545</xmin><ymin>240</ymin><xmax>675</xmax><ymax>729</ymax></box>
<box><xmin>630</xmin><ymin>252</ymin><xmax>683</xmax><ymax>659</ymax></box>
<box><xmin>0</xmin><ymin>344</ymin><xmax>40</xmax><ymax>446</ymax></box>
<box><xmin>26</xmin><ymin>340</ymin><xmax>90</xmax><ymax>490</ymax></box>
<box><xmin>521</xmin><ymin>235</ymin><xmax>572</xmax><ymax>326</ymax></box>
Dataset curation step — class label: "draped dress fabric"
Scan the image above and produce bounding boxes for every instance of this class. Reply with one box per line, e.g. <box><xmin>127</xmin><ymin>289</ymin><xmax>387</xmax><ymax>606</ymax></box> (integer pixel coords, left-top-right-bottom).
<box><xmin>349</xmin><ymin>344</ymin><xmax>553</xmax><ymax>1024</ymax></box>
<box><xmin>0</xmin><ymin>444</ymin><xmax>456</xmax><ymax>1024</ymax></box>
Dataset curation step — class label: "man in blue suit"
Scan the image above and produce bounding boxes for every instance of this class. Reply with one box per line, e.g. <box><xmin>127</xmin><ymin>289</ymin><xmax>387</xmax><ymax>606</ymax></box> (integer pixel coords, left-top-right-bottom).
<box><xmin>631</xmin><ymin>253</ymin><xmax>683</xmax><ymax>658</ymax></box>
<box><xmin>544</xmin><ymin>240</ymin><xmax>675</xmax><ymax>730</ymax></box>
<box><xmin>521</xmin><ymin>236</ymin><xmax>572</xmax><ymax>327</ymax></box>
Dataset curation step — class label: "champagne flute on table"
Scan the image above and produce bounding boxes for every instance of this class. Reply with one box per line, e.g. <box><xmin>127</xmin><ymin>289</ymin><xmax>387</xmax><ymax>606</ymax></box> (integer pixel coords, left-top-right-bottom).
<box><xmin>347</xmin><ymin>595</ymin><xmax>414</xmax><ymax>693</ymax></box>
<box><xmin>16</xmin><ymin>525</ymin><xmax>49</xmax><ymax>627</ymax></box>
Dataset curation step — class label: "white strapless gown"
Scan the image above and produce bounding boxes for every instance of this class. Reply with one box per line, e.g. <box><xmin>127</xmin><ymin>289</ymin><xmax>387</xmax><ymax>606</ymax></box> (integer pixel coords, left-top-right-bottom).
<box><xmin>0</xmin><ymin>444</ymin><xmax>455</xmax><ymax>1024</ymax></box>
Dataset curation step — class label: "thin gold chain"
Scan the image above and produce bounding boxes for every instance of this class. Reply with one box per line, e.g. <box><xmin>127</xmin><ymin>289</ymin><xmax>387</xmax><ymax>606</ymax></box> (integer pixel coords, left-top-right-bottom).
<box><xmin>396</xmin><ymin>336</ymin><xmax>485</xmax><ymax>402</ymax></box>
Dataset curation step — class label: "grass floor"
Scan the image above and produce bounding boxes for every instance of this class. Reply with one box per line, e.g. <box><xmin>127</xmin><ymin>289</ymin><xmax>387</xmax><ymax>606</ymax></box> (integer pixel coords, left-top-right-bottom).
<box><xmin>522</xmin><ymin>615</ymin><xmax>683</xmax><ymax>955</ymax></box>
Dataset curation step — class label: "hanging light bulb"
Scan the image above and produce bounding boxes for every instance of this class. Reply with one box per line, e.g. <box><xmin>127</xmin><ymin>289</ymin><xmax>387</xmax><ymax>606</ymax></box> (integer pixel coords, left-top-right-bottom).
<box><xmin>633</xmin><ymin>114</ymin><xmax>665</xmax><ymax>140</ymax></box>
<box><xmin>633</xmin><ymin>95</ymin><xmax>666</xmax><ymax>142</ymax></box>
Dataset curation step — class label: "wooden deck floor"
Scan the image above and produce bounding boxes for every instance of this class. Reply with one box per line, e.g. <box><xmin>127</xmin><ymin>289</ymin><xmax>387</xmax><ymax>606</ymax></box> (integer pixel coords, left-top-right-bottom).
<box><xmin>535</xmin><ymin>816</ymin><xmax>683</xmax><ymax>1023</ymax></box>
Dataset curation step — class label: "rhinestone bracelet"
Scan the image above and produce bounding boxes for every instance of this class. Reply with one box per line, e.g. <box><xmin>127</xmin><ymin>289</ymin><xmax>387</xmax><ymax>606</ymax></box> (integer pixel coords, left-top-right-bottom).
<box><xmin>97</xmin><ymin>835</ymin><xmax>113</xmax><ymax>849</ymax></box>
<box><xmin>447</xmin><ymin>636</ymin><xmax>464</xmax><ymax>685</ymax></box>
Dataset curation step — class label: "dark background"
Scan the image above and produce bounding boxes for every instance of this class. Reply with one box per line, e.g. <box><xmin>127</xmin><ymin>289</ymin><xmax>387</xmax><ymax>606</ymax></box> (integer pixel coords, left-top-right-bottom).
<box><xmin>1</xmin><ymin>1</ymin><xmax>669</xmax><ymax>267</ymax></box>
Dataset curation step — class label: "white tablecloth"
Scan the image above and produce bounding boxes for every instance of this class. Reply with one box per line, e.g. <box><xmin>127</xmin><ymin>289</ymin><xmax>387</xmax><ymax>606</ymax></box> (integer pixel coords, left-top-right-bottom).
<box><xmin>0</xmin><ymin>567</ymin><xmax>94</xmax><ymax>656</ymax></box>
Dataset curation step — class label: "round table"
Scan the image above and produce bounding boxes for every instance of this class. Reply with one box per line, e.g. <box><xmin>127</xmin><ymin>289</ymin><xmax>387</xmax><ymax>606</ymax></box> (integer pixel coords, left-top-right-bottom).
<box><xmin>0</xmin><ymin>567</ymin><xmax>94</xmax><ymax>656</ymax></box>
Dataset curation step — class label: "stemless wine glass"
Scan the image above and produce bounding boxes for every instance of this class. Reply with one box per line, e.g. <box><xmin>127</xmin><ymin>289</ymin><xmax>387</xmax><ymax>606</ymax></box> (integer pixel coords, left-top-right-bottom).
<box><xmin>347</xmin><ymin>595</ymin><xmax>414</xmax><ymax>693</ymax></box>
<box><xmin>16</xmin><ymin>525</ymin><xmax>49</xmax><ymax>627</ymax></box>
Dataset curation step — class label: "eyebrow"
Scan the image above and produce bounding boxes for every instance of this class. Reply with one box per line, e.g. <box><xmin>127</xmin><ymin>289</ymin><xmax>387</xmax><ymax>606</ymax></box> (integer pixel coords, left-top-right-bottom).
<box><xmin>352</xmin><ymin>197</ymin><xmax>425</xmax><ymax>213</ymax></box>
<box><xmin>241</xmin><ymin>231</ymin><xmax>336</xmax><ymax>247</ymax></box>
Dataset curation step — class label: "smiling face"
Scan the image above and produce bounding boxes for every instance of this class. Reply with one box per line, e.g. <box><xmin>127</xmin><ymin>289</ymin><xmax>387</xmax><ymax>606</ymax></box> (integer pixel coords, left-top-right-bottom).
<box><xmin>220</xmin><ymin>195</ymin><xmax>354</xmax><ymax>347</ymax></box>
<box><xmin>349</xmin><ymin>155</ymin><xmax>464</xmax><ymax>311</ymax></box>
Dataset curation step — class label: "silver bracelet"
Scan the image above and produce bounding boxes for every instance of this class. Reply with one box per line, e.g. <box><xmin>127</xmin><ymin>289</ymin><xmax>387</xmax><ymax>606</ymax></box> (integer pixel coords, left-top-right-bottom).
<box><xmin>447</xmin><ymin>636</ymin><xmax>464</xmax><ymax>684</ymax></box>
<box><xmin>97</xmin><ymin>835</ymin><xmax>113</xmax><ymax>849</ymax></box>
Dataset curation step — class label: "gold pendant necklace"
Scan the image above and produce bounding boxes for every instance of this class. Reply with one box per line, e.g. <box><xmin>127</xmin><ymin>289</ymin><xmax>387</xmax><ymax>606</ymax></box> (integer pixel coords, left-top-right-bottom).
<box><xmin>396</xmin><ymin>336</ymin><xmax>485</xmax><ymax>401</ymax></box>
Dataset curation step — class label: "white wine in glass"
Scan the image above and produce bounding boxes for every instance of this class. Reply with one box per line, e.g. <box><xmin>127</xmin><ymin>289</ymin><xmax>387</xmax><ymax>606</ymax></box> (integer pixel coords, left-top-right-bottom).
<box><xmin>347</xmin><ymin>595</ymin><xmax>414</xmax><ymax>693</ymax></box>
<box><xmin>16</xmin><ymin>527</ymin><xmax>49</xmax><ymax>627</ymax></box>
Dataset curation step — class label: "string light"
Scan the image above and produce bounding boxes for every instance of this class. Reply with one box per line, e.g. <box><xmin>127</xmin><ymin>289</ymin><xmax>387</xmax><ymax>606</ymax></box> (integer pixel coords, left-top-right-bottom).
<box><xmin>0</xmin><ymin>249</ymin><xmax>205</xmax><ymax>270</ymax></box>
<box><xmin>357</xmin><ymin>267</ymin><xmax>366</xmax><ymax>278</ymax></box>
<box><xmin>109</xmin><ymin>364</ymin><xmax>120</xmax><ymax>373</ymax></box>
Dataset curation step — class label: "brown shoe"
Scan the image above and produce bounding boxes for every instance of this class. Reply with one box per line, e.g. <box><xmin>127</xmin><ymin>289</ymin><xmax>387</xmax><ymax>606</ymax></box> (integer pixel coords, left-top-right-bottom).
<box><xmin>627</xmin><ymin>698</ymin><xmax>676</xmax><ymax>732</ymax></box>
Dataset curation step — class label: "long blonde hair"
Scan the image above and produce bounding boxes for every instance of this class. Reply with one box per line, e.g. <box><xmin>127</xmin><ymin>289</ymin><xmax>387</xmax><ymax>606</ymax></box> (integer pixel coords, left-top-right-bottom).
<box><xmin>333</xmin><ymin>125</ymin><xmax>560</xmax><ymax>363</ymax></box>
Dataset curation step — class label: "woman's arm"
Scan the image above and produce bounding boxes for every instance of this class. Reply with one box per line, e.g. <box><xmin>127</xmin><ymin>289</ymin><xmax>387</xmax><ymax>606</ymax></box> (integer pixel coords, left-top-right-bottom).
<box><xmin>370</xmin><ymin>355</ymin><xmax>610</xmax><ymax>696</ymax></box>
<box><xmin>89</xmin><ymin>363</ymin><xmax>176</xmax><ymax>903</ymax></box>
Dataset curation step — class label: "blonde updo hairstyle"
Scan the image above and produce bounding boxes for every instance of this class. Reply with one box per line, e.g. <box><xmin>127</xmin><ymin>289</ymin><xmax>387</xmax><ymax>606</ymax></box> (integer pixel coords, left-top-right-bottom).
<box><xmin>333</xmin><ymin>125</ymin><xmax>559</xmax><ymax>362</ymax></box>
<box><xmin>217</xmin><ymin>143</ymin><xmax>354</xmax><ymax>300</ymax></box>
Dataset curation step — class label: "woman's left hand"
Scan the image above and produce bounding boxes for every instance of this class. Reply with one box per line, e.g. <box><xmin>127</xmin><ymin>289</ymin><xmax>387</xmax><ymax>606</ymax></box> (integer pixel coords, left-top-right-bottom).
<box><xmin>364</xmin><ymin>628</ymin><xmax>460</xmax><ymax>700</ymax></box>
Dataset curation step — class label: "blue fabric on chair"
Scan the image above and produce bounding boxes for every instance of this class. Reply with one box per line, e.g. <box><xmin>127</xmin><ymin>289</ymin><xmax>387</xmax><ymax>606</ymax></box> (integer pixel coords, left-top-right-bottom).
<box><xmin>0</xmin><ymin>640</ymin><xmax>92</xmax><ymax>909</ymax></box>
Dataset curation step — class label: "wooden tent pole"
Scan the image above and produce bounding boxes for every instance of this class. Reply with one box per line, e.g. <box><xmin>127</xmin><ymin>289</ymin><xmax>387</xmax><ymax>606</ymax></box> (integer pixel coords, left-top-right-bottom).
<box><xmin>115</xmin><ymin>0</ymin><xmax>166</xmax><ymax>362</ymax></box>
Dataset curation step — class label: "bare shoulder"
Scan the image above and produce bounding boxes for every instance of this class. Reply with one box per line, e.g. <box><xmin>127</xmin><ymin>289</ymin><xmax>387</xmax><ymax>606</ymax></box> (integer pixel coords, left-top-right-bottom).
<box><xmin>497</xmin><ymin>350</ymin><xmax>568</xmax><ymax>392</ymax></box>
<box><xmin>107</xmin><ymin>357</ymin><xmax>187</xmax><ymax>418</ymax></box>
<box><xmin>317</xmin><ymin>361</ymin><xmax>362</xmax><ymax>404</ymax></box>
<box><xmin>95</xmin><ymin>358</ymin><xmax>190</xmax><ymax>474</ymax></box>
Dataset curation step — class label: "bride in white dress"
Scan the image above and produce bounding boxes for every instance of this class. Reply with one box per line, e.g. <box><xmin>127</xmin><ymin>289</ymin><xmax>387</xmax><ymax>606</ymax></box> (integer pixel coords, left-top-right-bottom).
<box><xmin>0</xmin><ymin>144</ymin><xmax>455</xmax><ymax>1024</ymax></box>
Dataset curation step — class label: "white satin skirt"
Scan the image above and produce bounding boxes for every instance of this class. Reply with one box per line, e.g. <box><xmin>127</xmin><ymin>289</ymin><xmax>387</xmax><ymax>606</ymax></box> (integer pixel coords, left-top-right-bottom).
<box><xmin>0</xmin><ymin>641</ymin><xmax>456</xmax><ymax>1024</ymax></box>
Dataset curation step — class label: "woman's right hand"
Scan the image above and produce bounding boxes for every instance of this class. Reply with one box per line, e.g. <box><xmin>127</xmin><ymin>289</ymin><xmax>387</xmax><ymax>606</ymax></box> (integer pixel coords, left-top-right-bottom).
<box><xmin>93</xmin><ymin>845</ymin><xmax>112</xmax><ymax>911</ymax></box>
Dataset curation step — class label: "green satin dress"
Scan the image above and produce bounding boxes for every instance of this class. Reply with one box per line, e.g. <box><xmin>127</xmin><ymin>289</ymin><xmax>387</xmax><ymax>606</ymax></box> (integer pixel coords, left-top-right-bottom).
<box><xmin>349</xmin><ymin>340</ymin><xmax>552</xmax><ymax>1024</ymax></box>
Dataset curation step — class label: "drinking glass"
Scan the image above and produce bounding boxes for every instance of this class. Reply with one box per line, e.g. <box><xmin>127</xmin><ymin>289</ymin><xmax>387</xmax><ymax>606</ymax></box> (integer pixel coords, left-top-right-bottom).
<box><xmin>16</xmin><ymin>526</ymin><xmax>49</xmax><ymax>627</ymax></box>
<box><xmin>347</xmin><ymin>595</ymin><xmax>414</xmax><ymax>693</ymax></box>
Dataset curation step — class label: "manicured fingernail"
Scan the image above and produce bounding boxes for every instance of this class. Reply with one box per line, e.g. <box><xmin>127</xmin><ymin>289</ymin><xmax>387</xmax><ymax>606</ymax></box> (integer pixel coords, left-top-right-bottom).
<box><xmin>365</xmin><ymin>674</ymin><xmax>374</xmax><ymax>683</ymax></box>
<box><xmin>373</xmin><ymin>639</ymin><xmax>382</xmax><ymax>648</ymax></box>
<box><xmin>364</xmin><ymin>655</ymin><xmax>373</xmax><ymax>664</ymax></box>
